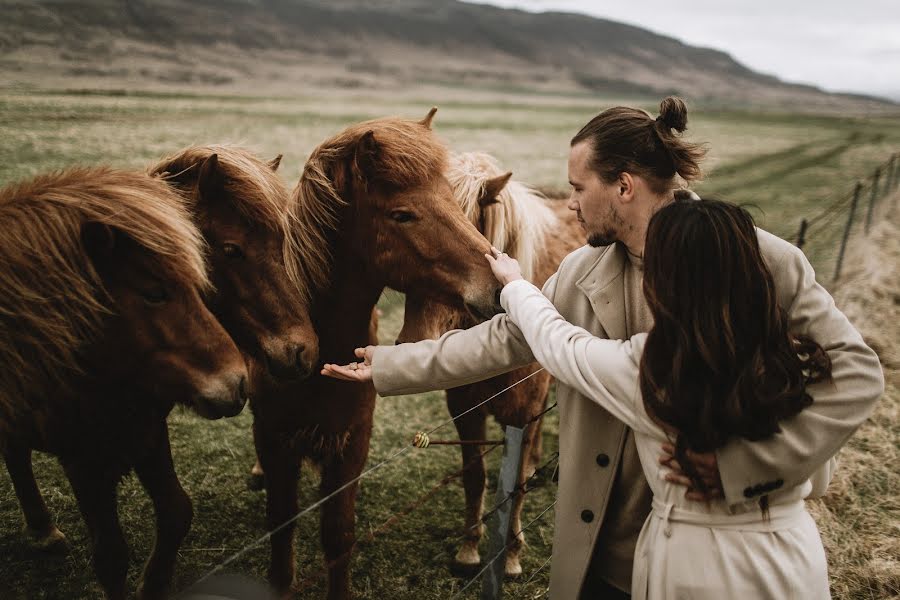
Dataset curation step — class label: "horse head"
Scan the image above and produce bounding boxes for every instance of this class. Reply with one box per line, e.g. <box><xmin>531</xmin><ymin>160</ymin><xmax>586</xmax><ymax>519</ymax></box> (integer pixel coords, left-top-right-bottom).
<box><xmin>151</xmin><ymin>147</ymin><xmax>319</xmax><ymax>383</ymax></box>
<box><xmin>294</xmin><ymin>108</ymin><xmax>503</xmax><ymax>319</ymax></box>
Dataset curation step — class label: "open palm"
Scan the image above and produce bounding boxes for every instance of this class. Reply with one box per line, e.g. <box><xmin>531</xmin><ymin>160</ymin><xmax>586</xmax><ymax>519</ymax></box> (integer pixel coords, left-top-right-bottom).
<box><xmin>321</xmin><ymin>346</ymin><xmax>375</xmax><ymax>382</ymax></box>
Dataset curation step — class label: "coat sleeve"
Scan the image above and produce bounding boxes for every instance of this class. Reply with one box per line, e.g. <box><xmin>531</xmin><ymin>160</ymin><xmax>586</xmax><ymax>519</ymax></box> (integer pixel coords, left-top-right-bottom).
<box><xmin>371</xmin><ymin>270</ymin><xmax>561</xmax><ymax>396</ymax></box>
<box><xmin>717</xmin><ymin>241</ymin><xmax>884</xmax><ymax>506</ymax></box>
<box><xmin>500</xmin><ymin>279</ymin><xmax>658</xmax><ymax>436</ymax></box>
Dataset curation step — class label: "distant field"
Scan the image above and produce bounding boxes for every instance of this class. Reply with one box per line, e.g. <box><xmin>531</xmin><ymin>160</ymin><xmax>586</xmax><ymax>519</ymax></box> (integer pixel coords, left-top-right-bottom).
<box><xmin>0</xmin><ymin>87</ymin><xmax>898</xmax><ymax>599</ymax></box>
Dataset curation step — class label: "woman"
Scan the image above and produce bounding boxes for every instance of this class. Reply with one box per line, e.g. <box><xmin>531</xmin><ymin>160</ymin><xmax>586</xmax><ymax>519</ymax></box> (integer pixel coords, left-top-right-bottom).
<box><xmin>323</xmin><ymin>199</ymin><xmax>833</xmax><ymax>598</ymax></box>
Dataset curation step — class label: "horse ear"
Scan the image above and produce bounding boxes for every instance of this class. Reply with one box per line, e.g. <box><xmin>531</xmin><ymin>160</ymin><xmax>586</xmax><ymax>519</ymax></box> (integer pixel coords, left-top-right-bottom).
<box><xmin>479</xmin><ymin>172</ymin><xmax>512</xmax><ymax>208</ymax></box>
<box><xmin>81</xmin><ymin>222</ymin><xmax>119</xmax><ymax>272</ymax></box>
<box><xmin>353</xmin><ymin>130</ymin><xmax>380</xmax><ymax>180</ymax></box>
<box><xmin>197</xmin><ymin>154</ymin><xmax>225</xmax><ymax>199</ymax></box>
<box><xmin>267</xmin><ymin>154</ymin><xmax>283</xmax><ymax>172</ymax></box>
<box><xmin>420</xmin><ymin>107</ymin><xmax>438</xmax><ymax>129</ymax></box>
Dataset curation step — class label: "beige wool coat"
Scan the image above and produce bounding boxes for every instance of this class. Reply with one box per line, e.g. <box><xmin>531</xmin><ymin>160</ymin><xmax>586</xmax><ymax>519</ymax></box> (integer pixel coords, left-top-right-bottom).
<box><xmin>372</xmin><ymin>229</ymin><xmax>884</xmax><ymax>599</ymax></box>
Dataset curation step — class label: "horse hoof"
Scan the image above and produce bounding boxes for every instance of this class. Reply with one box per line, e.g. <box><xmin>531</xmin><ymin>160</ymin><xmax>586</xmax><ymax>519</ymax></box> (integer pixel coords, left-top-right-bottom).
<box><xmin>449</xmin><ymin>558</ymin><xmax>482</xmax><ymax>578</ymax></box>
<box><xmin>24</xmin><ymin>525</ymin><xmax>69</xmax><ymax>553</ymax></box>
<box><xmin>504</xmin><ymin>556</ymin><xmax>524</xmax><ymax>579</ymax></box>
<box><xmin>247</xmin><ymin>472</ymin><xmax>265</xmax><ymax>492</ymax></box>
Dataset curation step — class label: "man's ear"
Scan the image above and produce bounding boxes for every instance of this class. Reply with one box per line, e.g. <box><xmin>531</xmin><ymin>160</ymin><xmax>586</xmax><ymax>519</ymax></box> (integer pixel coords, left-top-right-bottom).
<box><xmin>478</xmin><ymin>172</ymin><xmax>512</xmax><ymax>208</ymax></box>
<box><xmin>618</xmin><ymin>172</ymin><xmax>636</xmax><ymax>200</ymax></box>
<box><xmin>198</xmin><ymin>154</ymin><xmax>226</xmax><ymax>201</ymax></box>
<box><xmin>267</xmin><ymin>154</ymin><xmax>283</xmax><ymax>172</ymax></box>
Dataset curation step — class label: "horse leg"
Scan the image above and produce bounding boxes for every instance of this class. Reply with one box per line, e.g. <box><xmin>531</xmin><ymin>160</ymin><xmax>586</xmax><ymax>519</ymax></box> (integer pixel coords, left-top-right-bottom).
<box><xmin>505</xmin><ymin>422</ymin><xmax>537</xmax><ymax>578</ymax></box>
<box><xmin>248</xmin><ymin>424</ymin><xmax>266</xmax><ymax>491</ymax></box>
<box><xmin>62</xmin><ymin>459</ymin><xmax>129</xmax><ymax>600</ymax></box>
<box><xmin>259</xmin><ymin>438</ymin><xmax>299</xmax><ymax>596</ymax></box>
<box><xmin>4</xmin><ymin>442</ymin><xmax>67</xmax><ymax>551</ymax></box>
<box><xmin>320</xmin><ymin>435</ymin><xmax>369</xmax><ymax>600</ymax></box>
<box><xmin>527</xmin><ymin>413</ymin><xmax>545</xmax><ymax>478</ymax></box>
<box><xmin>133</xmin><ymin>422</ymin><xmax>193</xmax><ymax>600</ymax></box>
<box><xmin>450</xmin><ymin>407</ymin><xmax>488</xmax><ymax>574</ymax></box>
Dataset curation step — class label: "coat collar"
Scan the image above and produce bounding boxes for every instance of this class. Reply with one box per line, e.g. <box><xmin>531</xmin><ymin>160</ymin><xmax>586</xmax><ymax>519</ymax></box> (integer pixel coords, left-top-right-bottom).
<box><xmin>575</xmin><ymin>242</ymin><xmax>628</xmax><ymax>340</ymax></box>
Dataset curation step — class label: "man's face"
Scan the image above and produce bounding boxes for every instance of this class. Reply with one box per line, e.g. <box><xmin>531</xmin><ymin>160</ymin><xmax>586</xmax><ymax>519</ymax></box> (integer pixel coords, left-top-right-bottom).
<box><xmin>567</xmin><ymin>141</ymin><xmax>624</xmax><ymax>247</ymax></box>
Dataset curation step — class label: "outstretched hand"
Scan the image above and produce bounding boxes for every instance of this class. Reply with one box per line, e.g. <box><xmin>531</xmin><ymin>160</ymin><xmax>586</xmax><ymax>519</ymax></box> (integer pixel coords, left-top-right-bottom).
<box><xmin>321</xmin><ymin>346</ymin><xmax>375</xmax><ymax>382</ymax></box>
<box><xmin>485</xmin><ymin>246</ymin><xmax>524</xmax><ymax>286</ymax></box>
<box><xmin>659</xmin><ymin>443</ymin><xmax>724</xmax><ymax>501</ymax></box>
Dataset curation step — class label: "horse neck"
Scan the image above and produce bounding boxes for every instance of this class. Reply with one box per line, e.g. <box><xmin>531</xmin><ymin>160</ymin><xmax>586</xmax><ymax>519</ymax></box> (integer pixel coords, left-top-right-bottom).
<box><xmin>312</xmin><ymin>241</ymin><xmax>383</xmax><ymax>355</ymax></box>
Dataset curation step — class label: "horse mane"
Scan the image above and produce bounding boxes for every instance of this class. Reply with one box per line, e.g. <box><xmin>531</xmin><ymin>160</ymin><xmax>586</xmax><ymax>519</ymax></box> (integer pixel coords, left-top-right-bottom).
<box><xmin>291</xmin><ymin>115</ymin><xmax>449</xmax><ymax>297</ymax></box>
<box><xmin>447</xmin><ymin>152</ymin><xmax>556</xmax><ymax>282</ymax></box>
<box><xmin>148</xmin><ymin>144</ymin><xmax>308</xmax><ymax>299</ymax></box>
<box><xmin>0</xmin><ymin>167</ymin><xmax>209</xmax><ymax>422</ymax></box>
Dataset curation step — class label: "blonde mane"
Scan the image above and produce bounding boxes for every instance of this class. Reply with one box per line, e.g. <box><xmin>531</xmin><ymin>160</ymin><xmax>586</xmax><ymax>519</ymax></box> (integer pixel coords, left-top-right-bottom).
<box><xmin>291</xmin><ymin>115</ymin><xmax>448</xmax><ymax>297</ymax></box>
<box><xmin>447</xmin><ymin>152</ymin><xmax>556</xmax><ymax>282</ymax></box>
<box><xmin>0</xmin><ymin>167</ymin><xmax>209</xmax><ymax>429</ymax></box>
<box><xmin>149</xmin><ymin>144</ymin><xmax>308</xmax><ymax>300</ymax></box>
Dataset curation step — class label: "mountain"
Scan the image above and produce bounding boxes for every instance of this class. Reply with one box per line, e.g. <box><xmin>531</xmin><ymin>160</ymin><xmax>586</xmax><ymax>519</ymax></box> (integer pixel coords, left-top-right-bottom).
<box><xmin>1</xmin><ymin>0</ymin><xmax>893</xmax><ymax>109</ymax></box>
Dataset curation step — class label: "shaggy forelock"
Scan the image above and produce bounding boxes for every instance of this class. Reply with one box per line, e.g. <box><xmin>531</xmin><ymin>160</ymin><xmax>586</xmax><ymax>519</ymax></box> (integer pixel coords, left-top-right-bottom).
<box><xmin>149</xmin><ymin>144</ymin><xmax>307</xmax><ymax>297</ymax></box>
<box><xmin>290</xmin><ymin>115</ymin><xmax>449</xmax><ymax>297</ymax></box>
<box><xmin>0</xmin><ymin>167</ymin><xmax>208</xmax><ymax>434</ymax></box>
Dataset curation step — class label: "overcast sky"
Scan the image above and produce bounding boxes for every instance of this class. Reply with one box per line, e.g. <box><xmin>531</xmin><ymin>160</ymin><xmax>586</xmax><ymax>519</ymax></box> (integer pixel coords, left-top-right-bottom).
<box><xmin>466</xmin><ymin>0</ymin><xmax>900</xmax><ymax>101</ymax></box>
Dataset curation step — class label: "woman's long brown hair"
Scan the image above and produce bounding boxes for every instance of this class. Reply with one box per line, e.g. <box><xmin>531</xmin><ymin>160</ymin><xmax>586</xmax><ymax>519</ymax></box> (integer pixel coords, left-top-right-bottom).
<box><xmin>639</xmin><ymin>199</ymin><xmax>831</xmax><ymax>498</ymax></box>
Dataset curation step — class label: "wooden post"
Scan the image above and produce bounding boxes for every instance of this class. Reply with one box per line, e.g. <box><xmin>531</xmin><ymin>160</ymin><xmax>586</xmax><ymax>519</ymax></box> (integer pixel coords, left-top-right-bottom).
<box><xmin>795</xmin><ymin>218</ymin><xmax>809</xmax><ymax>249</ymax></box>
<box><xmin>834</xmin><ymin>182</ymin><xmax>862</xmax><ymax>283</ymax></box>
<box><xmin>865</xmin><ymin>168</ymin><xmax>881</xmax><ymax>234</ymax></box>
<box><xmin>481</xmin><ymin>425</ymin><xmax>526</xmax><ymax>600</ymax></box>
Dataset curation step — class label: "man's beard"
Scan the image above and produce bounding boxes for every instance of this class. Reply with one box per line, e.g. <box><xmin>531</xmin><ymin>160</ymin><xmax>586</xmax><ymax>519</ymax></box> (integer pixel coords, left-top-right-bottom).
<box><xmin>587</xmin><ymin>229</ymin><xmax>618</xmax><ymax>247</ymax></box>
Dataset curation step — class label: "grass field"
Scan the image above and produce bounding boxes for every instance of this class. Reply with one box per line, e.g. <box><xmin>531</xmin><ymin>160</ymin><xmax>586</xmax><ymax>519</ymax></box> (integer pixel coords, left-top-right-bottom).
<box><xmin>0</xmin><ymin>86</ymin><xmax>898</xmax><ymax>599</ymax></box>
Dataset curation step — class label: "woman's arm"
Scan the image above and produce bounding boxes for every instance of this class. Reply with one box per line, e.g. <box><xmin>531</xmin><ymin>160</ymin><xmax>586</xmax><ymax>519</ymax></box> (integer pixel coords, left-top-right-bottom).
<box><xmin>500</xmin><ymin>278</ymin><xmax>657</xmax><ymax>435</ymax></box>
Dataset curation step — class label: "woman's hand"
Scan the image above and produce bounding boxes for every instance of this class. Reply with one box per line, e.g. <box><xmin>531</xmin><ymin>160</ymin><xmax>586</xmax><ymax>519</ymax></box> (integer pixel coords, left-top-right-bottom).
<box><xmin>485</xmin><ymin>246</ymin><xmax>524</xmax><ymax>286</ymax></box>
<box><xmin>321</xmin><ymin>346</ymin><xmax>375</xmax><ymax>382</ymax></box>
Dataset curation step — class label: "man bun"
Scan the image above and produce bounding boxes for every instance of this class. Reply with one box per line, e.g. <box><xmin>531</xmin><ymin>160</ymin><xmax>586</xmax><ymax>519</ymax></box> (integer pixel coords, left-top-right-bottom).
<box><xmin>656</xmin><ymin>96</ymin><xmax>689</xmax><ymax>133</ymax></box>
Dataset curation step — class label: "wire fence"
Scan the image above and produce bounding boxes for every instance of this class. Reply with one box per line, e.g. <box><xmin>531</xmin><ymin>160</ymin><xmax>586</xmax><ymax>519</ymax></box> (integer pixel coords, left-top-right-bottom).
<box><xmin>782</xmin><ymin>152</ymin><xmax>899</xmax><ymax>284</ymax></box>
<box><xmin>177</xmin><ymin>368</ymin><xmax>556</xmax><ymax>600</ymax></box>
<box><xmin>179</xmin><ymin>151</ymin><xmax>899</xmax><ymax>599</ymax></box>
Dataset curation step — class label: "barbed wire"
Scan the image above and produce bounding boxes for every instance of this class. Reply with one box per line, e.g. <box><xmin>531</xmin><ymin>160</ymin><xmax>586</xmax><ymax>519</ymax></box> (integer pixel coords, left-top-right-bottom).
<box><xmin>184</xmin><ymin>367</ymin><xmax>547</xmax><ymax>592</ymax></box>
<box><xmin>451</xmin><ymin>499</ymin><xmax>558</xmax><ymax>599</ymax></box>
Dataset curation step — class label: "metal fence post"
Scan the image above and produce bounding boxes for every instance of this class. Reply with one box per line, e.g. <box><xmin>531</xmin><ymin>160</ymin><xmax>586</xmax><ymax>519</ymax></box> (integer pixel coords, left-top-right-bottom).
<box><xmin>481</xmin><ymin>425</ymin><xmax>526</xmax><ymax>600</ymax></box>
<box><xmin>795</xmin><ymin>218</ymin><xmax>808</xmax><ymax>249</ymax></box>
<box><xmin>865</xmin><ymin>168</ymin><xmax>881</xmax><ymax>234</ymax></box>
<box><xmin>834</xmin><ymin>182</ymin><xmax>862</xmax><ymax>282</ymax></box>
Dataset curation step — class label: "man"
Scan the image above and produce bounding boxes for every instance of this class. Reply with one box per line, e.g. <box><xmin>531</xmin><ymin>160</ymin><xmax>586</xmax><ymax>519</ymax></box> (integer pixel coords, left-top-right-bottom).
<box><xmin>323</xmin><ymin>97</ymin><xmax>883</xmax><ymax>598</ymax></box>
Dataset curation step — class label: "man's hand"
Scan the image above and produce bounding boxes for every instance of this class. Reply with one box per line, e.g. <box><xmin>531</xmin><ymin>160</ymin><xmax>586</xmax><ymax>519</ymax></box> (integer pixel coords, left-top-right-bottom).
<box><xmin>485</xmin><ymin>246</ymin><xmax>524</xmax><ymax>286</ymax></box>
<box><xmin>321</xmin><ymin>346</ymin><xmax>375</xmax><ymax>382</ymax></box>
<box><xmin>659</xmin><ymin>443</ymin><xmax>724</xmax><ymax>501</ymax></box>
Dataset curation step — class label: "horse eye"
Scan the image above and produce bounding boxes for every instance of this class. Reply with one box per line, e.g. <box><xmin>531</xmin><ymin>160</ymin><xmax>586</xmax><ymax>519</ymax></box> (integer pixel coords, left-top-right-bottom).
<box><xmin>141</xmin><ymin>287</ymin><xmax>170</xmax><ymax>306</ymax></box>
<box><xmin>222</xmin><ymin>243</ymin><xmax>245</xmax><ymax>258</ymax></box>
<box><xmin>390</xmin><ymin>211</ymin><xmax>415</xmax><ymax>223</ymax></box>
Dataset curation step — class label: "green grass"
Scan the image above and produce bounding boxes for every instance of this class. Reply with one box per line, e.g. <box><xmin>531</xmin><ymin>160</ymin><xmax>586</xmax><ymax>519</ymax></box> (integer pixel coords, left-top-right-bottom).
<box><xmin>0</xmin><ymin>87</ymin><xmax>898</xmax><ymax>599</ymax></box>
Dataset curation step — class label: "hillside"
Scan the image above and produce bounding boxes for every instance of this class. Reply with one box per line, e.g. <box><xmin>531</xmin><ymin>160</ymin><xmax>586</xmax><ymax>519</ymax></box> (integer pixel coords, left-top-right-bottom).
<box><xmin>1</xmin><ymin>0</ymin><xmax>895</xmax><ymax>110</ymax></box>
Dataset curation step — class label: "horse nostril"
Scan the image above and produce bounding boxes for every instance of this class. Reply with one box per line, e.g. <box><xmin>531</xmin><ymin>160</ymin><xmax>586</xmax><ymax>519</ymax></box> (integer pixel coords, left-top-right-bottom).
<box><xmin>293</xmin><ymin>344</ymin><xmax>306</xmax><ymax>369</ymax></box>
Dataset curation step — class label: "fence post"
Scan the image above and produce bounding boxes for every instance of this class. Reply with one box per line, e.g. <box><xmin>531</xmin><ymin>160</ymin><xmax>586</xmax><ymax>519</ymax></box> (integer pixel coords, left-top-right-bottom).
<box><xmin>795</xmin><ymin>218</ymin><xmax>809</xmax><ymax>249</ymax></box>
<box><xmin>834</xmin><ymin>182</ymin><xmax>862</xmax><ymax>283</ymax></box>
<box><xmin>865</xmin><ymin>168</ymin><xmax>881</xmax><ymax>234</ymax></box>
<box><xmin>481</xmin><ymin>425</ymin><xmax>526</xmax><ymax>600</ymax></box>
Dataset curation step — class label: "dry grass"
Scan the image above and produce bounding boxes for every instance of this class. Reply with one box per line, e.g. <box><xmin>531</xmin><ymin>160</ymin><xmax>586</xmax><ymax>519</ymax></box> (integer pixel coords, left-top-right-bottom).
<box><xmin>0</xmin><ymin>88</ymin><xmax>898</xmax><ymax>599</ymax></box>
<box><xmin>807</xmin><ymin>197</ymin><xmax>900</xmax><ymax>599</ymax></box>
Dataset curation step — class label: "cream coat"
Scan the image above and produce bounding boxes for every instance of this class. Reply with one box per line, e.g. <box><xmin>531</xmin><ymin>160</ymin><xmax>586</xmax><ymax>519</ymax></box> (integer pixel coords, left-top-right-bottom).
<box><xmin>372</xmin><ymin>230</ymin><xmax>884</xmax><ymax>599</ymax></box>
<box><xmin>500</xmin><ymin>278</ymin><xmax>830</xmax><ymax>599</ymax></box>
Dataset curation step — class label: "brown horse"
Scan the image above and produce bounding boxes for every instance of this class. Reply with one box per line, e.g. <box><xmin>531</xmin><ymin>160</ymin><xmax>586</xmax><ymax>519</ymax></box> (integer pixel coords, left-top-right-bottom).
<box><xmin>149</xmin><ymin>144</ymin><xmax>319</xmax><ymax>380</ymax></box>
<box><xmin>250</xmin><ymin>110</ymin><xmax>502</xmax><ymax>599</ymax></box>
<box><xmin>398</xmin><ymin>151</ymin><xmax>584</xmax><ymax>577</ymax></box>
<box><xmin>0</xmin><ymin>167</ymin><xmax>248</xmax><ymax>600</ymax></box>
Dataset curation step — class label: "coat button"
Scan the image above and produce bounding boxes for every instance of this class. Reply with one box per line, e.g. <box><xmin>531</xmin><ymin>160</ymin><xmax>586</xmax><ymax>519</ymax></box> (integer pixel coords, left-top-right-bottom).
<box><xmin>596</xmin><ymin>453</ymin><xmax>610</xmax><ymax>467</ymax></box>
<box><xmin>743</xmin><ymin>486</ymin><xmax>754</xmax><ymax>498</ymax></box>
<box><xmin>774</xmin><ymin>479</ymin><xmax>784</xmax><ymax>489</ymax></box>
<box><xmin>581</xmin><ymin>509</ymin><xmax>594</xmax><ymax>523</ymax></box>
